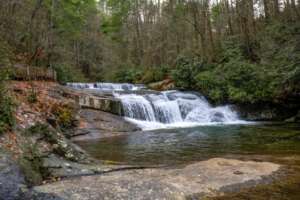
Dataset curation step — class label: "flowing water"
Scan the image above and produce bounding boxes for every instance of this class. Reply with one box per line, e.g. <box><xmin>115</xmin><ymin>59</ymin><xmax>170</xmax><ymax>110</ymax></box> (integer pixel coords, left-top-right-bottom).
<box><xmin>115</xmin><ymin>91</ymin><xmax>247</xmax><ymax>130</ymax></box>
<box><xmin>67</xmin><ymin>82</ymin><xmax>145</xmax><ymax>91</ymax></box>
<box><xmin>68</xmin><ymin>83</ymin><xmax>300</xmax><ymax>165</ymax></box>
<box><xmin>68</xmin><ymin>82</ymin><xmax>247</xmax><ymax>130</ymax></box>
<box><xmin>70</xmin><ymin>83</ymin><xmax>300</xmax><ymax>199</ymax></box>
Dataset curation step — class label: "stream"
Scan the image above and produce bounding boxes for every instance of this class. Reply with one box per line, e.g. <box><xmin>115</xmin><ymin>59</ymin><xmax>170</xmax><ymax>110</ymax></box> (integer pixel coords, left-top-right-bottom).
<box><xmin>68</xmin><ymin>83</ymin><xmax>300</xmax><ymax>165</ymax></box>
<box><xmin>69</xmin><ymin>82</ymin><xmax>300</xmax><ymax>199</ymax></box>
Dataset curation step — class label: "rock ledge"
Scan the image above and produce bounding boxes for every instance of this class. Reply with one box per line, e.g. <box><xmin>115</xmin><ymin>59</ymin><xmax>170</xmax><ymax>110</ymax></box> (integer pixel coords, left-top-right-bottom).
<box><xmin>33</xmin><ymin>158</ymin><xmax>280</xmax><ymax>200</ymax></box>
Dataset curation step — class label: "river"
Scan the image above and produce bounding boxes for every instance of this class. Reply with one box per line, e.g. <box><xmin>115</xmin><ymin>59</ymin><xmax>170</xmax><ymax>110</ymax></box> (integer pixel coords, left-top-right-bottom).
<box><xmin>69</xmin><ymin>82</ymin><xmax>300</xmax><ymax>199</ymax></box>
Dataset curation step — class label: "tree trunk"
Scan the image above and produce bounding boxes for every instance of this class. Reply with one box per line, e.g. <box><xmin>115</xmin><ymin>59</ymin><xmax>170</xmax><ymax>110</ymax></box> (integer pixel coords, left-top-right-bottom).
<box><xmin>274</xmin><ymin>0</ymin><xmax>280</xmax><ymax>17</ymax></box>
<box><xmin>205</xmin><ymin>1</ymin><xmax>215</xmax><ymax>62</ymax></box>
<box><xmin>263</xmin><ymin>0</ymin><xmax>270</xmax><ymax>21</ymax></box>
<box><xmin>225</xmin><ymin>0</ymin><xmax>234</xmax><ymax>35</ymax></box>
<box><xmin>291</xmin><ymin>0</ymin><xmax>299</xmax><ymax>18</ymax></box>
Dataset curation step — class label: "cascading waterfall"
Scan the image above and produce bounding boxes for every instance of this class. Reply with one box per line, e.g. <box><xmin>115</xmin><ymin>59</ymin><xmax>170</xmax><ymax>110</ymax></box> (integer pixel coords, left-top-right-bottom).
<box><xmin>67</xmin><ymin>82</ymin><xmax>145</xmax><ymax>91</ymax></box>
<box><xmin>146</xmin><ymin>93</ymin><xmax>183</xmax><ymax>123</ymax></box>
<box><xmin>116</xmin><ymin>94</ymin><xmax>156</xmax><ymax>121</ymax></box>
<box><xmin>68</xmin><ymin>82</ymin><xmax>246</xmax><ymax>130</ymax></box>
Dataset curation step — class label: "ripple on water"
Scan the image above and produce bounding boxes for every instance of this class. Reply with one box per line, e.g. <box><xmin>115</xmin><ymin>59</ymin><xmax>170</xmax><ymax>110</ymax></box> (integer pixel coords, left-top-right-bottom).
<box><xmin>76</xmin><ymin>123</ymin><xmax>300</xmax><ymax>166</ymax></box>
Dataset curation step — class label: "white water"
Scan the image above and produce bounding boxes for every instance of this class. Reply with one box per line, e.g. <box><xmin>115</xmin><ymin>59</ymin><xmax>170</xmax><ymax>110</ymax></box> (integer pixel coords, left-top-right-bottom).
<box><xmin>68</xmin><ymin>83</ymin><xmax>248</xmax><ymax>130</ymax></box>
<box><xmin>67</xmin><ymin>82</ymin><xmax>145</xmax><ymax>91</ymax></box>
<box><xmin>117</xmin><ymin>94</ymin><xmax>157</xmax><ymax>121</ymax></box>
<box><xmin>115</xmin><ymin>90</ymin><xmax>247</xmax><ymax>130</ymax></box>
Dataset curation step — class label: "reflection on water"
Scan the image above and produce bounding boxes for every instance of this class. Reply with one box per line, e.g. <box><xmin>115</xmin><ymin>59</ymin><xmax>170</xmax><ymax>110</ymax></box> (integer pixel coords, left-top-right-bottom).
<box><xmin>76</xmin><ymin>123</ymin><xmax>300</xmax><ymax>165</ymax></box>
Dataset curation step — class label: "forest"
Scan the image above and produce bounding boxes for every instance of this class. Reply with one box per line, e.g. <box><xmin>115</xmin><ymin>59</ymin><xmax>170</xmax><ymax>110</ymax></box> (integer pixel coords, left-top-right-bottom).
<box><xmin>1</xmin><ymin>1</ymin><xmax>300</xmax><ymax>199</ymax></box>
<box><xmin>0</xmin><ymin>0</ymin><xmax>300</xmax><ymax>132</ymax></box>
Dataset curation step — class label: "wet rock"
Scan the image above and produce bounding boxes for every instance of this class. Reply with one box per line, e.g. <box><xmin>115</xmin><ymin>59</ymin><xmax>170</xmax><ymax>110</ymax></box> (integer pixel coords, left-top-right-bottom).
<box><xmin>72</xmin><ymin>109</ymin><xmax>140</xmax><ymax>140</ymax></box>
<box><xmin>233</xmin><ymin>102</ymin><xmax>300</xmax><ymax>121</ymax></box>
<box><xmin>0</xmin><ymin>151</ymin><xmax>27</xmax><ymax>200</ymax></box>
<box><xmin>211</xmin><ymin>112</ymin><xmax>225</xmax><ymax>122</ymax></box>
<box><xmin>33</xmin><ymin>158</ymin><xmax>280</xmax><ymax>200</ymax></box>
<box><xmin>233</xmin><ymin>104</ymin><xmax>284</xmax><ymax>121</ymax></box>
<box><xmin>53</xmin><ymin>85</ymin><xmax>124</xmax><ymax>118</ymax></box>
<box><xmin>24</xmin><ymin>123</ymin><xmax>89</xmax><ymax>163</ymax></box>
<box><xmin>41</xmin><ymin>154</ymin><xmax>141</xmax><ymax>179</ymax></box>
<box><xmin>76</xmin><ymin>95</ymin><xmax>124</xmax><ymax>116</ymax></box>
<box><xmin>42</xmin><ymin>154</ymin><xmax>97</xmax><ymax>177</ymax></box>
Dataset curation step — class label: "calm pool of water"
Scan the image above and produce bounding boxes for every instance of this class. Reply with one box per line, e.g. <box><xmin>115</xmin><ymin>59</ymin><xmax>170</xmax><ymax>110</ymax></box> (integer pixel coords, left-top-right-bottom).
<box><xmin>76</xmin><ymin>123</ymin><xmax>300</xmax><ymax>165</ymax></box>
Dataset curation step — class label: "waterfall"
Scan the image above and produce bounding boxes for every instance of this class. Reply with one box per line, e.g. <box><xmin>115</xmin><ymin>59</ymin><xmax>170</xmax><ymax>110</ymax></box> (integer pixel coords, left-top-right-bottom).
<box><xmin>147</xmin><ymin>93</ymin><xmax>183</xmax><ymax>123</ymax></box>
<box><xmin>68</xmin><ymin>82</ymin><xmax>246</xmax><ymax>130</ymax></box>
<box><xmin>67</xmin><ymin>82</ymin><xmax>145</xmax><ymax>91</ymax></box>
<box><xmin>115</xmin><ymin>90</ymin><xmax>245</xmax><ymax>129</ymax></box>
<box><xmin>115</xmin><ymin>94</ymin><xmax>156</xmax><ymax>121</ymax></box>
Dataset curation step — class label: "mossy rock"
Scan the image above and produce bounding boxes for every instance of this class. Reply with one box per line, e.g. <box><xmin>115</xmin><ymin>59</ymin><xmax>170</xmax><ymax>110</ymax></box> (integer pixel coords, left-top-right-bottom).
<box><xmin>24</xmin><ymin>123</ymin><xmax>88</xmax><ymax>162</ymax></box>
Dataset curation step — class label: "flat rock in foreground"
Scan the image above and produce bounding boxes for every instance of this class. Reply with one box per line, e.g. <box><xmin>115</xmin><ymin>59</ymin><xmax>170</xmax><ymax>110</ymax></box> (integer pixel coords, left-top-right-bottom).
<box><xmin>33</xmin><ymin>158</ymin><xmax>280</xmax><ymax>200</ymax></box>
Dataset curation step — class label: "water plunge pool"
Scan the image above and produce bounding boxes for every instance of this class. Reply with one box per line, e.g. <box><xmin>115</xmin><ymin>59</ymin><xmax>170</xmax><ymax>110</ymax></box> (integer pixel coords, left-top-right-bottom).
<box><xmin>76</xmin><ymin>123</ymin><xmax>300</xmax><ymax>166</ymax></box>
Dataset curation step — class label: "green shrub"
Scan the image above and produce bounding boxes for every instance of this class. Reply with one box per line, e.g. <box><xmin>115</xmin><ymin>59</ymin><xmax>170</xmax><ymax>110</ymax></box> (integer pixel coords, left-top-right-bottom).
<box><xmin>27</xmin><ymin>87</ymin><xmax>38</xmax><ymax>104</ymax></box>
<box><xmin>20</xmin><ymin>124</ymin><xmax>51</xmax><ymax>185</ymax></box>
<box><xmin>195</xmin><ymin>71</ymin><xmax>226</xmax><ymax>103</ymax></box>
<box><xmin>51</xmin><ymin>103</ymin><xmax>77</xmax><ymax>130</ymax></box>
<box><xmin>0</xmin><ymin>39</ymin><xmax>14</xmax><ymax>134</ymax></box>
<box><xmin>18</xmin><ymin>145</ymin><xmax>45</xmax><ymax>186</ymax></box>
<box><xmin>0</xmin><ymin>39</ymin><xmax>12</xmax><ymax>68</ymax></box>
<box><xmin>0</xmin><ymin>69</ymin><xmax>14</xmax><ymax>134</ymax></box>
<box><xmin>113</xmin><ymin>68</ymin><xmax>142</xmax><ymax>83</ymax></box>
<box><xmin>141</xmin><ymin>66</ymin><xmax>170</xmax><ymax>84</ymax></box>
<box><xmin>171</xmin><ymin>57</ymin><xmax>205</xmax><ymax>89</ymax></box>
<box><xmin>220</xmin><ymin>36</ymin><xmax>245</xmax><ymax>62</ymax></box>
<box><xmin>195</xmin><ymin>59</ymin><xmax>275</xmax><ymax>104</ymax></box>
<box><xmin>0</xmin><ymin>95</ymin><xmax>15</xmax><ymax>134</ymax></box>
<box><xmin>54</xmin><ymin>64</ymin><xmax>87</xmax><ymax>84</ymax></box>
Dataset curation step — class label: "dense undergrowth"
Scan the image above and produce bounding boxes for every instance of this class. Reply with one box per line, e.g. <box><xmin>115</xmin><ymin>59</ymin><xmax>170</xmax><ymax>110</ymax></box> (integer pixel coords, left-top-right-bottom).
<box><xmin>0</xmin><ymin>40</ymin><xmax>14</xmax><ymax>134</ymax></box>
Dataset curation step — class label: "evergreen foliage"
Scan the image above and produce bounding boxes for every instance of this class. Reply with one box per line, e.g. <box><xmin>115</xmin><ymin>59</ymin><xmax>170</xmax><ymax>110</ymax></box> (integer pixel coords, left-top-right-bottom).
<box><xmin>0</xmin><ymin>40</ymin><xmax>14</xmax><ymax>134</ymax></box>
<box><xmin>0</xmin><ymin>0</ymin><xmax>299</xmax><ymax>106</ymax></box>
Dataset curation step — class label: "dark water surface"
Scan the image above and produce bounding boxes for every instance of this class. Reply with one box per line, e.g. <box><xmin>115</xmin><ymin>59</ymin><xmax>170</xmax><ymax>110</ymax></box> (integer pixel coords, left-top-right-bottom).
<box><xmin>76</xmin><ymin>123</ymin><xmax>300</xmax><ymax>166</ymax></box>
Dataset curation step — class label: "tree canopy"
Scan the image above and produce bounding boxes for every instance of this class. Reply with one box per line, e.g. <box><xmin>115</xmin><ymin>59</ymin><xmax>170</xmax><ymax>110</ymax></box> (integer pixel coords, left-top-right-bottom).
<box><xmin>0</xmin><ymin>0</ymin><xmax>299</xmax><ymax>104</ymax></box>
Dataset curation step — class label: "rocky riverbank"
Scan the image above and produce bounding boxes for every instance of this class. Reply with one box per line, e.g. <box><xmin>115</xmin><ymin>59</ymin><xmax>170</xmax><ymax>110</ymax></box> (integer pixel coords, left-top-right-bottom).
<box><xmin>0</xmin><ymin>81</ymin><xmax>141</xmax><ymax>199</ymax></box>
<box><xmin>0</xmin><ymin>81</ymin><xmax>297</xmax><ymax>200</ymax></box>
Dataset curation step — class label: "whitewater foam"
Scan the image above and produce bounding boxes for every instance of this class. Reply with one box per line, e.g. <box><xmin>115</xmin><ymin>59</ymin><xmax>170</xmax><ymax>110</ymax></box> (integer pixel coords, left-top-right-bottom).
<box><xmin>114</xmin><ymin>90</ymin><xmax>248</xmax><ymax>130</ymax></box>
<box><xmin>68</xmin><ymin>82</ymin><xmax>250</xmax><ymax>130</ymax></box>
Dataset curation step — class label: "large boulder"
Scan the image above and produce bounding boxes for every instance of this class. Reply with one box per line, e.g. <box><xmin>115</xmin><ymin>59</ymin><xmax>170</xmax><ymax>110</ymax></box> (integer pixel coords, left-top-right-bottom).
<box><xmin>72</xmin><ymin>109</ymin><xmax>141</xmax><ymax>140</ymax></box>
